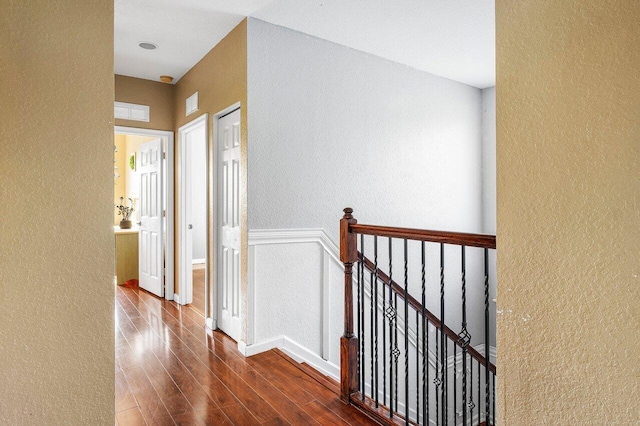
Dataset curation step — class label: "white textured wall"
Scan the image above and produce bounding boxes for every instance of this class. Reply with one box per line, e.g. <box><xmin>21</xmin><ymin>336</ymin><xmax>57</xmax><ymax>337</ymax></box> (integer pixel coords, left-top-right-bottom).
<box><xmin>247</xmin><ymin>18</ymin><xmax>488</xmax><ymax>365</ymax></box>
<box><xmin>247</xmin><ymin>18</ymin><xmax>483</xmax><ymax>238</ymax></box>
<box><xmin>481</xmin><ymin>87</ymin><xmax>496</xmax><ymax>235</ymax></box>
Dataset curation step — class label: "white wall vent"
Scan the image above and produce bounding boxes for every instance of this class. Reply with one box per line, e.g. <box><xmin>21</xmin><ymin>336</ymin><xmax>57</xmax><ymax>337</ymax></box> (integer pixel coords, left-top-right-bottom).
<box><xmin>114</xmin><ymin>101</ymin><xmax>150</xmax><ymax>122</ymax></box>
<box><xmin>186</xmin><ymin>92</ymin><xmax>198</xmax><ymax>116</ymax></box>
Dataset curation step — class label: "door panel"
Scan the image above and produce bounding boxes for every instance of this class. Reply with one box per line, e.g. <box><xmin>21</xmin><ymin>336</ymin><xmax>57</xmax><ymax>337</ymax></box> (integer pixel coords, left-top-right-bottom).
<box><xmin>138</xmin><ymin>138</ymin><xmax>163</xmax><ymax>297</ymax></box>
<box><xmin>217</xmin><ymin>108</ymin><xmax>241</xmax><ymax>341</ymax></box>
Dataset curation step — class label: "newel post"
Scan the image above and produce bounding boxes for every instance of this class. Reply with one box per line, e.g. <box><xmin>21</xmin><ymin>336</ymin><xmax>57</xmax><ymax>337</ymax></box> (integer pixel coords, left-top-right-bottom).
<box><xmin>340</xmin><ymin>207</ymin><xmax>359</xmax><ymax>402</ymax></box>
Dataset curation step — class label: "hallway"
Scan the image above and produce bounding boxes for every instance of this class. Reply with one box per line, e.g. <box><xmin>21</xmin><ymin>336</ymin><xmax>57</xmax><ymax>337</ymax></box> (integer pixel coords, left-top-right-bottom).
<box><xmin>115</xmin><ymin>284</ymin><xmax>377</xmax><ymax>425</ymax></box>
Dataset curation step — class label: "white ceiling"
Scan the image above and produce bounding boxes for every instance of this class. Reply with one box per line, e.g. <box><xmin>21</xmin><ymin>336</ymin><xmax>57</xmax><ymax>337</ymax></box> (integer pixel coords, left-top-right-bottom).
<box><xmin>114</xmin><ymin>0</ymin><xmax>495</xmax><ymax>89</ymax></box>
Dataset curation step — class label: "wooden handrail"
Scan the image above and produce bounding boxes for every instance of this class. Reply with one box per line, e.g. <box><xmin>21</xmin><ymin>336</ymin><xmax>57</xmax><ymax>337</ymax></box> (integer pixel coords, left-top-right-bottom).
<box><xmin>350</xmin><ymin>223</ymin><xmax>496</xmax><ymax>249</ymax></box>
<box><xmin>359</xmin><ymin>253</ymin><xmax>496</xmax><ymax>374</ymax></box>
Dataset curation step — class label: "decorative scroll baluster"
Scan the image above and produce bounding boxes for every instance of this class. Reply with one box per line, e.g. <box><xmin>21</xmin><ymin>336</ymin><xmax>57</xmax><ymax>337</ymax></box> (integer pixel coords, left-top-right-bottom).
<box><xmin>459</xmin><ymin>246</ymin><xmax>469</xmax><ymax>426</ymax></box>
<box><xmin>439</xmin><ymin>243</ymin><xmax>446</xmax><ymax>426</ymax></box>
<box><xmin>435</xmin><ymin>325</ymin><xmax>439</xmax><ymax>425</ymax></box>
<box><xmin>415</xmin><ymin>310</ymin><xmax>420</xmax><ymax>424</ymax></box>
<box><xmin>394</xmin><ymin>291</ymin><xmax>399</xmax><ymax>417</ymax></box>
<box><xmin>403</xmin><ymin>239</ymin><xmax>409</xmax><ymax>424</ymax></box>
<box><xmin>454</xmin><ymin>345</ymin><xmax>457</xmax><ymax>425</ymax></box>
<box><xmin>387</xmin><ymin>237</ymin><xmax>395</xmax><ymax>417</ymax></box>
<box><xmin>382</xmin><ymin>271</ymin><xmax>387</xmax><ymax>407</ymax></box>
<box><xmin>484</xmin><ymin>248</ymin><xmax>490</xmax><ymax>426</ymax></box>
<box><xmin>421</xmin><ymin>241</ymin><xmax>428</xmax><ymax>425</ymax></box>
<box><xmin>373</xmin><ymin>236</ymin><xmax>379</xmax><ymax>406</ymax></box>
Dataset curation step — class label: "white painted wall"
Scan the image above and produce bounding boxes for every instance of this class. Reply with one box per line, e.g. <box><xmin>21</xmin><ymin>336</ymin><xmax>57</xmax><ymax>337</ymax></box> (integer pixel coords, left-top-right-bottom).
<box><xmin>246</xmin><ymin>18</ymin><xmax>489</xmax><ymax>370</ymax></box>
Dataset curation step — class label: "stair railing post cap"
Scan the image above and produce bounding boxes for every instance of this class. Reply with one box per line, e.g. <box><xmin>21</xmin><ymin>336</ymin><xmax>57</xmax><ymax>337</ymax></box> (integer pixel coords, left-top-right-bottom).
<box><xmin>343</xmin><ymin>207</ymin><xmax>354</xmax><ymax>219</ymax></box>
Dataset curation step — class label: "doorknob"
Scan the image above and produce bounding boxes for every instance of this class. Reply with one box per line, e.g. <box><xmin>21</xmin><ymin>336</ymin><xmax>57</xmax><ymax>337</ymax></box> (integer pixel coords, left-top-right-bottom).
<box><xmin>136</xmin><ymin>221</ymin><xmax>142</xmax><ymax>226</ymax></box>
<box><xmin>188</xmin><ymin>224</ymin><xmax>193</xmax><ymax>229</ymax></box>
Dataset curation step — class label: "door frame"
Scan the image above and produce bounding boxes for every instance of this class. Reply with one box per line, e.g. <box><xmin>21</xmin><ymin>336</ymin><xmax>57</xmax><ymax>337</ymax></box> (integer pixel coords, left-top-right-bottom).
<box><xmin>211</xmin><ymin>103</ymin><xmax>242</xmax><ymax>336</ymax></box>
<box><xmin>114</xmin><ymin>126</ymin><xmax>175</xmax><ymax>301</ymax></box>
<box><xmin>177</xmin><ymin>114</ymin><xmax>208</xmax><ymax>307</ymax></box>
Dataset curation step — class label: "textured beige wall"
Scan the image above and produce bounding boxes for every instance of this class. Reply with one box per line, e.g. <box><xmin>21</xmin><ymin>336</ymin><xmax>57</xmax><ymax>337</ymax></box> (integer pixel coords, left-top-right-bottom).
<box><xmin>0</xmin><ymin>0</ymin><xmax>114</xmax><ymax>424</ymax></box>
<box><xmin>115</xmin><ymin>74</ymin><xmax>175</xmax><ymax>131</ymax></box>
<box><xmin>496</xmin><ymin>1</ymin><xmax>639</xmax><ymax>423</ymax></box>
<box><xmin>173</xmin><ymin>20</ymin><xmax>248</xmax><ymax>335</ymax></box>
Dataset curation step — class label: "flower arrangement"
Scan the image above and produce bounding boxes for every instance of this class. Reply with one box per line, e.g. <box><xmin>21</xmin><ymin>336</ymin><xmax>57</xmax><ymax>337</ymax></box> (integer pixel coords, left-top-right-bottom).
<box><xmin>115</xmin><ymin>197</ymin><xmax>135</xmax><ymax>221</ymax></box>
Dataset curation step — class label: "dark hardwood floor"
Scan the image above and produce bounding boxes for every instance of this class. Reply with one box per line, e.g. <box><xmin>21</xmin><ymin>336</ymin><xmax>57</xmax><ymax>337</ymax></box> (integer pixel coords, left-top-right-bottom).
<box><xmin>115</xmin><ymin>284</ymin><xmax>378</xmax><ymax>425</ymax></box>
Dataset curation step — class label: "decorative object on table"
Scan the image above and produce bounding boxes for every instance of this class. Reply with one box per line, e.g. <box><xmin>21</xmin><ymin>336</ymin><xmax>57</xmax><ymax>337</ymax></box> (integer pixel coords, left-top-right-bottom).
<box><xmin>116</xmin><ymin>197</ymin><xmax>135</xmax><ymax>229</ymax></box>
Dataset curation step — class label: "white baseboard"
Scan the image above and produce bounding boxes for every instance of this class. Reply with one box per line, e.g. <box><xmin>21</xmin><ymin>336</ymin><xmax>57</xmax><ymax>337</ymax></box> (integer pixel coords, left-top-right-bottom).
<box><xmin>205</xmin><ymin>317</ymin><xmax>216</xmax><ymax>330</ymax></box>
<box><xmin>238</xmin><ymin>335</ymin><xmax>340</xmax><ymax>382</ymax></box>
<box><xmin>173</xmin><ymin>293</ymin><xmax>180</xmax><ymax>303</ymax></box>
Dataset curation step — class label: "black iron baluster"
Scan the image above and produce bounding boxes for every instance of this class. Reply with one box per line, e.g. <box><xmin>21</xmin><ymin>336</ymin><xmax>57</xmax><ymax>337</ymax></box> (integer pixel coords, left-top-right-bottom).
<box><xmin>440</xmin><ymin>243</ymin><xmax>446</xmax><ymax>426</ymax></box>
<box><xmin>492</xmin><ymin>373</ymin><xmax>495</xmax><ymax>426</ymax></box>
<box><xmin>465</xmin><ymin>352</ymin><xmax>475</xmax><ymax>425</ymax></box>
<box><xmin>415</xmin><ymin>310</ymin><xmax>420</xmax><ymax>425</ymax></box>
<box><xmin>484</xmin><ymin>248</ymin><xmax>490</xmax><ymax>426</ymax></box>
<box><xmin>477</xmin><ymin>358</ymin><xmax>481</xmax><ymax>426</ymax></box>
<box><xmin>445</xmin><ymin>336</ymin><xmax>448</xmax><ymax>424</ymax></box>
<box><xmin>459</xmin><ymin>246</ymin><xmax>469</xmax><ymax>426</ymax></box>
<box><xmin>368</xmin><ymin>235</ymin><xmax>374</xmax><ymax>402</ymax></box>
<box><xmin>403</xmin><ymin>239</ymin><xmax>409</xmax><ymax>424</ymax></box>
<box><xmin>357</xmin><ymin>235</ymin><xmax>363</xmax><ymax>398</ymax></box>
<box><xmin>382</xmin><ymin>270</ymin><xmax>387</xmax><ymax>407</ymax></box>
<box><xmin>421</xmin><ymin>241</ymin><xmax>428</xmax><ymax>426</ymax></box>
<box><xmin>388</xmin><ymin>237</ymin><xmax>395</xmax><ymax>418</ymax></box>
<box><xmin>373</xmin><ymin>236</ymin><xmax>379</xmax><ymax>406</ymax></box>
<box><xmin>394</xmin><ymin>292</ymin><xmax>399</xmax><ymax>416</ymax></box>
<box><xmin>453</xmin><ymin>345</ymin><xmax>457</xmax><ymax>425</ymax></box>
<box><xmin>435</xmin><ymin>325</ymin><xmax>439</xmax><ymax>425</ymax></box>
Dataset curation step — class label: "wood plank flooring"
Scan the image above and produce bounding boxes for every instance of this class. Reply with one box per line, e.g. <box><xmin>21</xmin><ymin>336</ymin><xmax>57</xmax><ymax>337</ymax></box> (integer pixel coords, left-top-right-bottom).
<box><xmin>115</xmin><ymin>284</ymin><xmax>378</xmax><ymax>425</ymax></box>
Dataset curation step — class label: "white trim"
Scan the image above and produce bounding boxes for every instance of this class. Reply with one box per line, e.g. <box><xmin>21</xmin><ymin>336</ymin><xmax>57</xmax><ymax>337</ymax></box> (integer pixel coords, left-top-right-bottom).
<box><xmin>177</xmin><ymin>114</ymin><xmax>208</xmax><ymax>306</ymax></box>
<box><xmin>248</xmin><ymin>228</ymin><xmax>341</xmax><ymax>266</ymax></box>
<box><xmin>192</xmin><ymin>258</ymin><xmax>206</xmax><ymax>265</ymax></box>
<box><xmin>173</xmin><ymin>293</ymin><xmax>180</xmax><ymax>303</ymax></box>
<box><xmin>247</xmin><ymin>244</ymin><xmax>256</xmax><ymax>345</ymax></box>
<box><xmin>114</xmin><ymin>126</ymin><xmax>174</xmax><ymax>301</ymax></box>
<box><xmin>114</xmin><ymin>101</ymin><xmax>149</xmax><ymax>122</ymax></box>
<box><xmin>238</xmin><ymin>335</ymin><xmax>340</xmax><ymax>382</ymax></box>
<box><xmin>205</xmin><ymin>317</ymin><xmax>216</xmax><ymax>330</ymax></box>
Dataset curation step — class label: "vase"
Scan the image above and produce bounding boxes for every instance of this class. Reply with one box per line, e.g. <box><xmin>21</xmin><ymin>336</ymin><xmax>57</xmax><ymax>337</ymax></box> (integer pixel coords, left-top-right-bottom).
<box><xmin>119</xmin><ymin>220</ymin><xmax>132</xmax><ymax>229</ymax></box>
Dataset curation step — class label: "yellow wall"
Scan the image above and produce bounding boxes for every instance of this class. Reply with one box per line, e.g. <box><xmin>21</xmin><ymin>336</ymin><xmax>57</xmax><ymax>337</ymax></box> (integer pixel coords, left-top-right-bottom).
<box><xmin>496</xmin><ymin>1</ymin><xmax>639</xmax><ymax>423</ymax></box>
<box><xmin>173</xmin><ymin>19</ymin><xmax>248</xmax><ymax>334</ymax></box>
<box><xmin>115</xmin><ymin>74</ymin><xmax>175</xmax><ymax>131</ymax></box>
<box><xmin>114</xmin><ymin>134</ymin><xmax>128</xmax><ymax>225</ymax></box>
<box><xmin>0</xmin><ymin>0</ymin><xmax>114</xmax><ymax>423</ymax></box>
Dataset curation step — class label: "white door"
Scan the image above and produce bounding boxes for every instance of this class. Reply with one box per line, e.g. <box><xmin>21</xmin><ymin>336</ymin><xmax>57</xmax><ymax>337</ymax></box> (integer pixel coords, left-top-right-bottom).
<box><xmin>138</xmin><ymin>138</ymin><xmax>164</xmax><ymax>297</ymax></box>
<box><xmin>217</xmin><ymin>108</ymin><xmax>241</xmax><ymax>341</ymax></box>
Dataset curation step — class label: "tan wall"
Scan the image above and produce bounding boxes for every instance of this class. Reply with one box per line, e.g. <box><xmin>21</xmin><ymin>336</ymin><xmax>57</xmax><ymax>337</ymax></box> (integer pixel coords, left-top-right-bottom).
<box><xmin>0</xmin><ymin>1</ymin><xmax>114</xmax><ymax>424</ymax></box>
<box><xmin>173</xmin><ymin>20</ymin><xmax>248</xmax><ymax>335</ymax></box>
<box><xmin>114</xmin><ymin>134</ymin><xmax>128</xmax><ymax>225</ymax></box>
<box><xmin>115</xmin><ymin>74</ymin><xmax>175</xmax><ymax>131</ymax></box>
<box><xmin>496</xmin><ymin>1</ymin><xmax>639</xmax><ymax>423</ymax></box>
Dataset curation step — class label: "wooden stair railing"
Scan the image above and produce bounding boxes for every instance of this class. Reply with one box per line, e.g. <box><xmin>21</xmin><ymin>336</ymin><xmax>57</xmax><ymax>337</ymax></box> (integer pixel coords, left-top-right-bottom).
<box><xmin>340</xmin><ymin>208</ymin><xmax>497</xmax><ymax>426</ymax></box>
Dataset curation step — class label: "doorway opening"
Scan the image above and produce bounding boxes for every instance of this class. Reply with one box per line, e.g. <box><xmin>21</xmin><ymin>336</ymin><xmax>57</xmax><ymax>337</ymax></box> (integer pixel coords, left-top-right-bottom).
<box><xmin>177</xmin><ymin>114</ymin><xmax>208</xmax><ymax>318</ymax></box>
<box><xmin>114</xmin><ymin>126</ymin><xmax>174</xmax><ymax>300</ymax></box>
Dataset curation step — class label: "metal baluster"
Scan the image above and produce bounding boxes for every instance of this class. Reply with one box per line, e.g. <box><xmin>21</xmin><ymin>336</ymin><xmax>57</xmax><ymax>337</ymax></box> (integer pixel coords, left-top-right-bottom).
<box><xmin>416</xmin><ymin>310</ymin><xmax>420</xmax><ymax>425</ymax></box>
<box><xmin>422</xmin><ymin>241</ymin><xmax>428</xmax><ymax>425</ymax></box>
<box><xmin>440</xmin><ymin>243</ymin><xmax>446</xmax><ymax>426</ymax></box>
<box><xmin>374</xmin><ymin>236</ymin><xmax>379</xmax><ymax>406</ymax></box>
<box><xmin>394</xmin><ymin>292</ymin><xmax>399</xmax><ymax>416</ymax></box>
<box><xmin>367</xmin><ymin>235</ymin><xmax>374</xmax><ymax>402</ymax></box>
<box><xmin>445</xmin><ymin>337</ymin><xmax>448</xmax><ymax>424</ymax></box>
<box><xmin>388</xmin><ymin>237</ymin><xmax>395</xmax><ymax>418</ymax></box>
<box><xmin>484</xmin><ymin>248</ymin><xmax>490</xmax><ymax>426</ymax></box>
<box><xmin>404</xmin><ymin>239</ymin><xmax>409</xmax><ymax>424</ymax></box>
<box><xmin>357</xmin><ymin>236</ymin><xmax>363</xmax><ymax>397</ymax></box>
<box><xmin>469</xmin><ymin>355</ymin><xmax>474</xmax><ymax>425</ymax></box>
<box><xmin>453</xmin><ymin>345</ymin><xmax>457</xmax><ymax>426</ymax></box>
<box><xmin>382</xmin><ymin>270</ymin><xmax>387</xmax><ymax>406</ymax></box>
<box><xmin>459</xmin><ymin>246</ymin><xmax>469</xmax><ymax>426</ymax></box>
<box><xmin>435</xmin><ymin>325</ymin><xmax>439</xmax><ymax>426</ymax></box>
<box><xmin>477</xmin><ymin>358</ymin><xmax>481</xmax><ymax>425</ymax></box>
<box><xmin>360</xmin><ymin>235</ymin><xmax>366</xmax><ymax>400</ymax></box>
